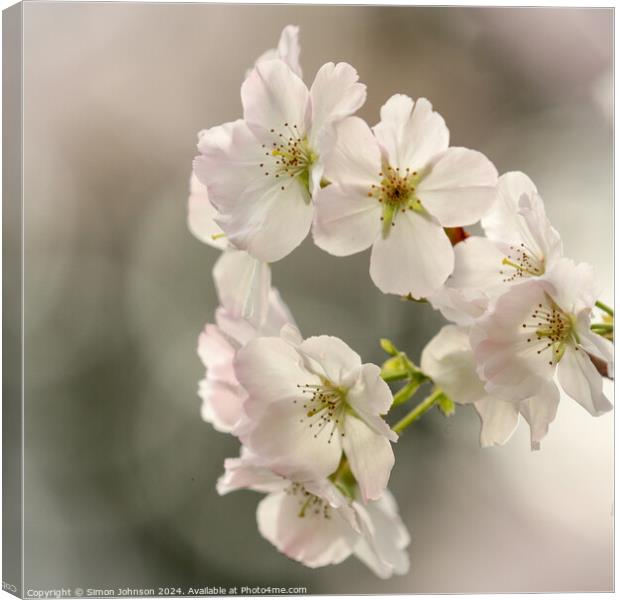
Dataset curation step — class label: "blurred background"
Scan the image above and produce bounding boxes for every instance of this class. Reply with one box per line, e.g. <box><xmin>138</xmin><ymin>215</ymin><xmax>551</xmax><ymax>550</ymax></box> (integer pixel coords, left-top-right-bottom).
<box><xmin>20</xmin><ymin>3</ymin><xmax>613</xmax><ymax>594</ymax></box>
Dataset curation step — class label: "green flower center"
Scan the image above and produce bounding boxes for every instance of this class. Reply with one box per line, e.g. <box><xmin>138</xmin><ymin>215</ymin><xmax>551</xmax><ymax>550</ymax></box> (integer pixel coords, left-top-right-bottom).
<box><xmin>522</xmin><ymin>296</ymin><xmax>578</xmax><ymax>365</ymax></box>
<box><xmin>367</xmin><ymin>164</ymin><xmax>426</xmax><ymax>237</ymax></box>
<box><xmin>294</xmin><ymin>379</ymin><xmax>348</xmax><ymax>444</ymax></box>
<box><xmin>260</xmin><ymin>122</ymin><xmax>317</xmax><ymax>199</ymax></box>
<box><xmin>500</xmin><ymin>242</ymin><xmax>545</xmax><ymax>282</ymax></box>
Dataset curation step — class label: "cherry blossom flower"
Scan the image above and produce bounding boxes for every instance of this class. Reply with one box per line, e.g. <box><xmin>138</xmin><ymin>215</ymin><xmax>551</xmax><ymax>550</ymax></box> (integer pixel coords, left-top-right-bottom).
<box><xmin>234</xmin><ymin>335</ymin><xmax>397</xmax><ymax>502</ymax></box>
<box><xmin>429</xmin><ymin>171</ymin><xmax>563</xmax><ymax>325</ymax></box>
<box><xmin>313</xmin><ymin>95</ymin><xmax>498</xmax><ymax>298</ymax></box>
<box><xmin>217</xmin><ymin>449</ymin><xmax>410</xmax><ymax>576</ymax></box>
<box><xmin>197</xmin><ymin>289</ymin><xmax>297</xmax><ymax>433</ymax></box>
<box><xmin>194</xmin><ymin>59</ymin><xmax>366</xmax><ymax>262</ymax></box>
<box><xmin>217</xmin><ymin>450</ymin><xmax>361</xmax><ymax>568</ymax></box>
<box><xmin>470</xmin><ymin>258</ymin><xmax>614</xmax><ymax>418</ymax></box>
<box><xmin>422</xmin><ymin>324</ymin><xmax>559</xmax><ymax>449</ymax></box>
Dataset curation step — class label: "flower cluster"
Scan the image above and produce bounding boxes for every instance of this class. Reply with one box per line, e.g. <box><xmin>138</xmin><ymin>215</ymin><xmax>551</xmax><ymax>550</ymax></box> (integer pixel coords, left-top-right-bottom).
<box><xmin>188</xmin><ymin>26</ymin><xmax>613</xmax><ymax>577</ymax></box>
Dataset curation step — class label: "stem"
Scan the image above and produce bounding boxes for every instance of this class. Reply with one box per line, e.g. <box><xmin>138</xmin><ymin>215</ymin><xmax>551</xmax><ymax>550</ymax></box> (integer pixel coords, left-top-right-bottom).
<box><xmin>591</xmin><ymin>324</ymin><xmax>614</xmax><ymax>333</ymax></box>
<box><xmin>595</xmin><ymin>300</ymin><xmax>614</xmax><ymax>317</ymax></box>
<box><xmin>393</xmin><ymin>389</ymin><xmax>442</xmax><ymax>435</ymax></box>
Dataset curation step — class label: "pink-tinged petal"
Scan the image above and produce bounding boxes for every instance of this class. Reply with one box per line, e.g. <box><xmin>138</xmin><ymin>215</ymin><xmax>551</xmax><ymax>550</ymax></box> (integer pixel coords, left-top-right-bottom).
<box><xmin>252</xmin><ymin>25</ymin><xmax>302</xmax><ymax>79</ymax></box>
<box><xmin>369</xmin><ymin>211</ymin><xmax>453</xmax><ymax>298</ymax></box>
<box><xmin>256</xmin><ymin>488</ymin><xmax>357</xmax><ymax>568</ymax></box>
<box><xmin>347</xmin><ymin>363</ymin><xmax>394</xmax><ymax>418</ymax></box>
<box><xmin>449</xmin><ymin>236</ymin><xmax>507</xmax><ymax>295</ymax></box>
<box><xmin>309</xmin><ymin>62</ymin><xmax>366</xmax><ymax>145</ymax></box>
<box><xmin>342</xmin><ymin>415</ymin><xmax>395</xmax><ymax>503</ymax></box>
<box><xmin>578</xmin><ymin>323</ymin><xmax>614</xmax><ymax>379</ymax></box>
<box><xmin>199</xmin><ymin>378</ymin><xmax>247</xmax><ymax>433</ymax></box>
<box><xmin>215</xmin><ymin>288</ymin><xmax>295</xmax><ymax>348</ymax></box>
<box><xmin>421</xmin><ymin>325</ymin><xmax>487</xmax><ymax>405</ymax></box>
<box><xmin>373</xmin><ymin>95</ymin><xmax>449</xmax><ymax>171</ymax></box>
<box><xmin>297</xmin><ymin>335</ymin><xmax>362</xmax><ymax>385</ymax></box>
<box><xmin>242</xmin><ymin>59</ymin><xmax>309</xmax><ymax>133</ymax></box>
<box><xmin>473</xmin><ymin>396</ymin><xmax>519</xmax><ymax>448</ymax></box>
<box><xmin>197</xmin><ymin>324</ymin><xmax>237</xmax><ymax>384</ymax></box>
<box><xmin>194</xmin><ymin>120</ymin><xmax>262</xmax><ymax>210</ymax></box>
<box><xmin>557</xmin><ymin>346</ymin><xmax>612</xmax><ymax>416</ymax></box>
<box><xmin>280</xmin><ymin>323</ymin><xmax>304</xmax><ymax>346</ymax></box>
<box><xmin>213</xmin><ymin>249</ymin><xmax>271</xmax><ymax>326</ymax></box>
<box><xmin>353</xmin><ymin>491</ymin><xmax>410</xmax><ymax>578</ymax></box>
<box><xmin>322</xmin><ymin>117</ymin><xmax>382</xmax><ymax>188</ymax></box>
<box><xmin>243</xmin><ymin>399</ymin><xmax>342</xmax><ymax>482</ymax></box>
<box><xmin>187</xmin><ymin>172</ymin><xmax>228</xmax><ymax>249</ymax></box>
<box><xmin>235</xmin><ymin>336</ymin><xmax>316</xmax><ymax>412</ymax></box>
<box><xmin>313</xmin><ymin>183</ymin><xmax>381</xmax><ymax>257</ymax></box>
<box><xmin>427</xmin><ymin>284</ymin><xmax>489</xmax><ymax>327</ymax></box>
<box><xmin>470</xmin><ymin>279</ymin><xmax>557</xmax><ymax>401</ymax></box>
<box><xmin>544</xmin><ymin>258</ymin><xmax>599</xmax><ymax>315</ymax></box>
<box><xmin>519</xmin><ymin>383</ymin><xmax>560</xmax><ymax>450</ymax></box>
<box><xmin>221</xmin><ymin>175</ymin><xmax>313</xmax><ymax>262</ymax></box>
<box><xmin>482</xmin><ymin>172</ymin><xmax>563</xmax><ymax>265</ymax></box>
<box><xmin>216</xmin><ymin>451</ymin><xmax>287</xmax><ymax>495</ymax></box>
<box><xmin>416</xmin><ymin>147</ymin><xmax>498</xmax><ymax>227</ymax></box>
<box><xmin>481</xmin><ymin>171</ymin><xmax>537</xmax><ymax>241</ymax></box>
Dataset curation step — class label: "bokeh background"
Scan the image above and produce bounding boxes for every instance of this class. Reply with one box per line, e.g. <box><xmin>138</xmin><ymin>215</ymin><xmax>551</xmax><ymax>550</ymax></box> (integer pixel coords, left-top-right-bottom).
<box><xmin>20</xmin><ymin>3</ymin><xmax>613</xmax><ymax>594</ymax></box>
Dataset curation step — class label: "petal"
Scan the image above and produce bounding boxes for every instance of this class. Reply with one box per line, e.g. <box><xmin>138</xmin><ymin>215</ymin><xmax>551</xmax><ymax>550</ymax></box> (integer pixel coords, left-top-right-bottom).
<box><xmin>216</xmin><ymin>451</ymin><xmax>286</xmax><ymax>495</ymax></box>
<box><xmin>234</xmin><ymin>336</ymin><xmax>315</xmax><ymax>412</ymax></box>
<box><xmin>297</xmin><ymin>335</ymin><xmax>362</xmax><ymax>385</ymax></box>
<box><xmin>557</xmin><ymin>346</ymin><xmax>613</xmax><ymax>416</ymax></box>
<box><xmin>578</xmin><ymin>325</ymin><xmax>614</xmax><ymax>379</ymax></box>
<box><xmin>342</xmin><ymin>415</ymin><xmax>395</xmax><ymax>502</ymax></box>
<box><xmin>199</xmin><ymin>378</ymin><xmax>247</xmax><ymax>433</ymax></box>
<box><xmin>544</xmin><ymin>258</ymin><xmax>599</xmax><ymax>315</ymax></box>
<box><xmin>369</xmin><ymin>211</ymin><xmax>454</xmax><ymax>298</ymax></box>
<box><xmin>322</xmin><ymin>116</ymin><xmax>382</xmax><ymax>188</ymax></box>
<box><xmin>416</xmin><ymin>147</ymin><xmax>498</xmax><ymax>227</ymax></box>
<box><xmin>427</xmin><ymin>284</ymin><xmax>489</xmax><ymax>327</ymax></box>
<box><xmin>242</xmin><ymin>59</ymin><xmax>309</xmax><ymax>133</ymax></box>
<box><xmin>373</xmin><ymin>95</ymin><xmax>449</xmax><ymax>171</ymax></box>
<box><xmin>313</xmin><ymin>183</ymin><xmax>381</xmax><ymax>257</ymax></box>
<box><xmin>353</xmin><ymin>491</ymin><xmax>410</xmax><ymax>578</ymax></box>
<box><xmin>222</xmin><ymin>175</ymin><xmax>313</xmax><ymax>262</ymax></box>
<box><xmin>519</xmin><ymin>382</ymin><xmax>560</xmax><ymax>450</ymax></box>
<box><xmin>187</xmin><ymin>172</ymin><xmax>228</xmax><ymax>249</ymax></box>
<box><xmin>197</xmin><ymin>323</ymin><xmax>237</xmax><ymax>384</ymax></box>
<box><xmin>347</xmin><ymin>363</ymin><xmax>394</xmax><ymax>417</ymax></box>
<box><xmin>276</xmin><ymin>25</ymin><xmax>302</xmax><ymax>78</ymax></box>
<box><xmin>473</xmin><ymin>396</ymin><xmax>520</xmax><ymax>447</ymax></box>
<box><xmin>250</xmin><ymin>26</ymin><xmax>302</xmax><ymax>80</ymax></box>
<box><xmin>470</xmin><ymin>279</ymin><xmax>556</xmax><ymax>400</ymax></box>
<box><xmin>309</xmin><ymin>62</ymin><xmax>366</xmax><ymax>145</ymax></box>
<box><xmin>213</xmin><ymin>249</ymin><xmax>271</xmax><ymax>326</ymax></box>
<box><xmin>482</xmin><ymin>172</ymin><xmax>563</xmax><ymax>265</ymax></box>
<box><xmin>193</xmin><ymin>120</ymin><xmax>262</xmax><ymax>211</ymax></box>
<box><xmin>243</xmin><ymin>399</ymin><xmax>342</xmax><ymax>482</ymax></box>
<box><xmin>420</xmin><ymin>325</ymin><xmax>487</xmax><ymax>405</ymax></box>
<box><xmin>448</xmin><ymin>236</ymin><xmax>507</xmax><ymax>294</ymax></box>
<box><xmin>256</xmin><ymin>489</ymin><xmax>357</xmax><ymax>568</ymax></box>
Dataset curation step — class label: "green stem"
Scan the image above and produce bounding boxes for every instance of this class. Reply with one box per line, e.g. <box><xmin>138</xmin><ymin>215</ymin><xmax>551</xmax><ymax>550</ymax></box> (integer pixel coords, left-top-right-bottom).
<box><xmin>595</xmin><ymin>300</ymin><xmax>614</xmax><ymax>317</ymax></box>
<box><xmin>393</xmin><ymin>389</ymin><xmax>442</xmax><ymax>435</ymax></box>
<box><xmin>591</xmin><ymin>324</ymin><xmax>614</xmax><ymax>333</ymax></box>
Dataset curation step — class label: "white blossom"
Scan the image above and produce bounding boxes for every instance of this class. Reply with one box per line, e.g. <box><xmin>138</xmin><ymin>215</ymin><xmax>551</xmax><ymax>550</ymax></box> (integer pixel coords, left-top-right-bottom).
<box><xmin>313</xmin><ymin>95</ymin><xmax>497</xmax><ymax>298</ymax></box>
<box><xmin>234</xmin><ymin>334</ymin><xmax>396</xmax><ymax>502</ymax></box>
<box><xmin>470</xmin><ymin>258</ymin><xmax>613</xmax><ymax>418</ymax></box>
<box><xmin>194</xmin><ymin>59</ymin><xmax>366</xmax><ymax>262</ymax></box>
<box><xmin>422</xmin><ymin>324</ymin><xmax>560</xmax><ymax>449</ymax></box>
<box><xmin>429</xmin><ymin>171</ymin><xmax>563</xmax><ymax>325</ymax></box>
